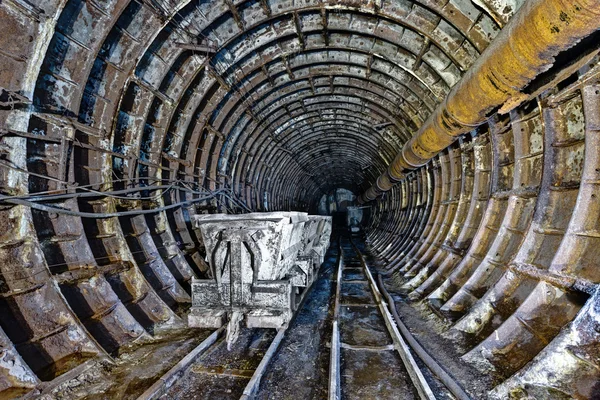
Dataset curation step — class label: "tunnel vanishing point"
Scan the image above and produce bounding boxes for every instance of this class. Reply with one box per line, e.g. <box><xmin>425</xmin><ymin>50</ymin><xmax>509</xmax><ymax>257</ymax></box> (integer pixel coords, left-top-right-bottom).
<box><xmin>1</xmin><ymin>0</ymin><xmax>600</xmax><ymax>398</ymax></box>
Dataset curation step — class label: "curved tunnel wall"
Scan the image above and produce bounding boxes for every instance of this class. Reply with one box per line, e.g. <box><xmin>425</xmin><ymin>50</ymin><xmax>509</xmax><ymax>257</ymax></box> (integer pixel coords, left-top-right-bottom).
<box><xmin>1</xmin><ymin>0</ymin><xmax>599</xmax><ymax>398</ymax></box>
<box><xmin>367</xmin><ymin>86</ymin><xmax>600</xmax><ymax>398</ymax></box>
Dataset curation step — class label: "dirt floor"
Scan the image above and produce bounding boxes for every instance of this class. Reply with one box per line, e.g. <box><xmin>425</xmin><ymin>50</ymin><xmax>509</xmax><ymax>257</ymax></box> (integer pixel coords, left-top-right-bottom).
<box><xmin>385</xmin><ymin>292</ymin><xmax>499</xmax><ymax>400</ymax></box>
<box><xmin>42</xmin><ymin>327</ymin><xmax>213</xmax><ymax>400</ymax></box>
<box><xmin>162</xmin><ymin>328</ymin><xmax>276</xmax><ymax>400</ymax></box>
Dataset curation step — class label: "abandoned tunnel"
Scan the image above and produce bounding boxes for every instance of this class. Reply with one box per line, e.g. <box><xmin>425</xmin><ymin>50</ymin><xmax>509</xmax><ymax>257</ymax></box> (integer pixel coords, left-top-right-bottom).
<box><xmin>1</xmin><ymin>0</ymin><xmax>600</xmax><ymax>398</ymax></box>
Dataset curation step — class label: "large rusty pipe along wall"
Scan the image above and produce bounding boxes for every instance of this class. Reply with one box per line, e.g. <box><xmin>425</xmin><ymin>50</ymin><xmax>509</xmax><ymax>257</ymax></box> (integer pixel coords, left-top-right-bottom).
<box><xmin>359</xmin><ymin>0</ymin><xmax>600</xmax><ymax>204</ymax></box>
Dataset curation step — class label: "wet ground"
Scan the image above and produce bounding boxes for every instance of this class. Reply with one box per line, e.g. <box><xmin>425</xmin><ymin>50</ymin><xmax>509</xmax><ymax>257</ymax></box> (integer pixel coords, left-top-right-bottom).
<box><xmin>161</xmin><ymin>328</ymin><xmax>276</xmax><ymax>400</ymax></box>
<box><xmin>42</xmin><ymin>327</ymin><xmax>213</xmax><ymax>400</ymax></box>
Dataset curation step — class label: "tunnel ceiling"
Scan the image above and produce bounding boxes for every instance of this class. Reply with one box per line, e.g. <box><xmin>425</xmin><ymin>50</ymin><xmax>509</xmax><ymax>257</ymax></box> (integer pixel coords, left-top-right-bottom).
<box><xmin>6</xmin><ymin>0</ymin><xmax>600</xmax><ymax>399</ymax></box>
<box><xmin>3</xmin><ymin>0</ymin><xmax>517</xmax><ymax>213</ymax></box>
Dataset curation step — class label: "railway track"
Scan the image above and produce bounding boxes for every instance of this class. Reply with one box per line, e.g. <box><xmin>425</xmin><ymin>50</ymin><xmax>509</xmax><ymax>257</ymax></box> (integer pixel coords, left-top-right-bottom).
<box><xmin>329</xmin><ymin>238</ymin><xmax>435</xmax><ymax>400</ymax></box>
<box><xmin>136</xmin><ymin>231</ymin><xmax>334</xmax><ymax>400</ymax></box>
<box><xmin>137</xmin><ymin>323</ymin><xmax>286</xmax><ymax>400</ymax></box>
<box><xmin>137</xmin><ymin>235</ymin><xmax>470</xmax><ymax>400</ymax></box>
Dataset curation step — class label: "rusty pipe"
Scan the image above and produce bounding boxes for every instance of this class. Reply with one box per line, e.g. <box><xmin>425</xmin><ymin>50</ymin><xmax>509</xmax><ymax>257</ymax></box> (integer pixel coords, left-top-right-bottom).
<box><xmin>359</xmin><ymin>0</ymin><xmax>600</xmax><ymax>203</ymax></box>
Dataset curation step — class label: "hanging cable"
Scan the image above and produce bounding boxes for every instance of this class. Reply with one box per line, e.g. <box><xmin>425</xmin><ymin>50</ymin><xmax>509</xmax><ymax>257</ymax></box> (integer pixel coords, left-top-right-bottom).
<box><xmin>0</xmin><ymin>190</ymin><xmax>227</xmax><ymax>219</ymax></box>
<box><xmin>0</xmin><ymin>159</ymin><xmax>170</xmax><ymax>198</ymax></box>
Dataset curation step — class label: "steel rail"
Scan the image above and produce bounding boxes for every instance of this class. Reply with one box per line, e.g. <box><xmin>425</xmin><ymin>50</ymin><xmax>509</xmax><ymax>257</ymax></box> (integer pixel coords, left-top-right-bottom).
<box><xmin>136</xmin><ymin>326</ymin><xmax>227</xmax><ymax>400</ymax></box>
<box><xmin>135</xmin><ymin>325</ymin><xmax>285</xmax><ymax>400</ymax></box>
<box><xmin>238</xmin><ymin>236</ymin><xmax>336</xmax><ymax>399</ymax></box>
<box><xmin>240</xmin><ymin>328</ymin><xmax>288</xmax><ymax>400</ymax></box>
<box><xmin>141</xmin><ymin>237</ymin><xmax>331</xmax><ymax>400</ymax></box>
<box><xmin>377</xmin><ymin>275</ymin><xmax>472</xmax><ymax>400</ymax></box>
<box><xmin>330</xmin><ymin>237</ymin><xmax>435</xmax><ymax>400</ymax></box>
<box><xmin>349</xmin><ymin>239</ymin><xmax>436</xmax><ymax>400</ymax></box>
<box><xmin>328</xmin><ymin>238</ymin><xmax>343</xmax><ymax>400</ymax></box>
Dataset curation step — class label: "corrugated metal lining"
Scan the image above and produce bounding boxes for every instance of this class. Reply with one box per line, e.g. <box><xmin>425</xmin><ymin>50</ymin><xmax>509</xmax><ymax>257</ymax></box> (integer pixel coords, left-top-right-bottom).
<box><xmin>3</xmin><ymin>0</ymin><xmax>600</xmax><ymax>398</ymax></box>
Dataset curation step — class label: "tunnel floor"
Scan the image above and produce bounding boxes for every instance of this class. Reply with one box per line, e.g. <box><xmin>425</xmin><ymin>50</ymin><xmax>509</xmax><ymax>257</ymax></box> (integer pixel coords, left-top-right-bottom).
<box><xmin>39</xmin><ymin>233</ymin><xmax>494</xmax><ymax>399</ymax></box>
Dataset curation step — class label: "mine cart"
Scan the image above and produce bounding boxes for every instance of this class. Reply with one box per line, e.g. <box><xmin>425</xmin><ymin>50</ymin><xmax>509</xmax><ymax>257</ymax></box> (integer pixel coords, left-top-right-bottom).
<box><xmin>315</xmin><ymin>216</ymin><xmax>333</xmax><ymax>264</ymax></box>
<box><xmin>298</xmin><ymin>216</ymin><xmax>333</xmax><ymax>272</ymax></box>
<box><xmin>189</xmin><ymin>212</ymin><xmax>313</xmax><ymax>347</ymax></box>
